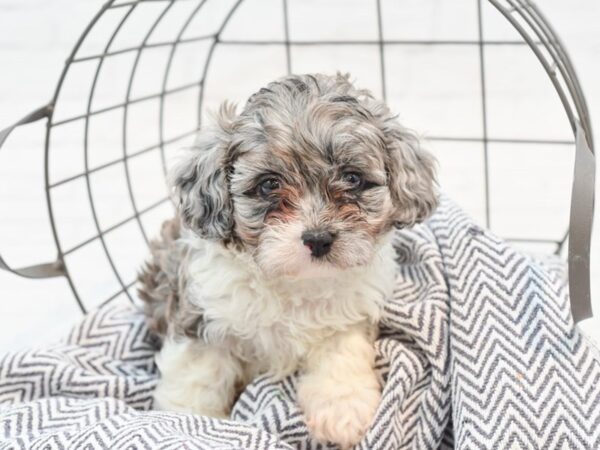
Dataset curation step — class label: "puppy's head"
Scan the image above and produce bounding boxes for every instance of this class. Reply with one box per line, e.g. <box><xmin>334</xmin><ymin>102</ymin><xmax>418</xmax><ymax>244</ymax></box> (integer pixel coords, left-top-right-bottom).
<box><xmin>171</xmin><ymin>73</ymin><xmax>437</xmax><ymax>277</ymax></box>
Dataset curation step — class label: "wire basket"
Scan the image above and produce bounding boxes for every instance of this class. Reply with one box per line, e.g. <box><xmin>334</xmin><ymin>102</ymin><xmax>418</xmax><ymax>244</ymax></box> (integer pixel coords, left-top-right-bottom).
<box><xmin>0</xmin><ymin>0</ymin><xmax>595</xmax><ymax>320</ymax></box>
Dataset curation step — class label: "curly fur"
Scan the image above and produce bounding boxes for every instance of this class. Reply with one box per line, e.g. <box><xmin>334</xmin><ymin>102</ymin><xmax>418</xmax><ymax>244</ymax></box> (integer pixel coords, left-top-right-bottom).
<box><xmin>138</xmin><ymin>73</ymin><xmax>437</xmax><ymax>448</ymax></box>
<box><xmin>137</xmin><ymin>218</ymin><xmax>205</xmax><ymax>341</ymax></box>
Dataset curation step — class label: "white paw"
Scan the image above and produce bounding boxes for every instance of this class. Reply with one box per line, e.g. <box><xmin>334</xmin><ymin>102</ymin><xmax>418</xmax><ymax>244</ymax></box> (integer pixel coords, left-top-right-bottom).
<box><xmin>299</xmin><ymin>381</ymin><xmax>381</xmax><ymax>449</ymax></box>
<box><xmin>153</xmin><ymin>382</ymin><xmax>229</xmax><ymax>418</ymax></box>
<box><xmin>152</xmin><ymin>338</ymin><xmax>242</xmax><ymax>419</ymax></box>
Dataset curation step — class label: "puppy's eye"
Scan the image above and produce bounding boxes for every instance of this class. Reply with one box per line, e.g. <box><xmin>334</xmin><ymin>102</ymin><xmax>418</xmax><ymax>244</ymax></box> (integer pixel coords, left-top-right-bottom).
<box><xmin>341</xmin><ymin>171</ymin><xmax>363</xmax><ymax>190</ymax></box>
<box><xmin>258</xmin><ymin>177</ymin><xmax>281</xmax><ymax>197</ymax></box>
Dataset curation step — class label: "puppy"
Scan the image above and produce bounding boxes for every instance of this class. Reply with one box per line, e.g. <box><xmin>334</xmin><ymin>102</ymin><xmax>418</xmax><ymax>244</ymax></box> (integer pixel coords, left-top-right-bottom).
<box><xmin>138</xmin><ymin>73</ymin><xmax>437</xmax><ymax>448</ymax></box>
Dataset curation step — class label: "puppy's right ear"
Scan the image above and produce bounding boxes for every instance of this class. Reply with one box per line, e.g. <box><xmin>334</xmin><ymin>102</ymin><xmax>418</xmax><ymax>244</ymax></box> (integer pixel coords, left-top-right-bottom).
<box><xmin>169</xmin><ymin>103</ymin><xmax>236</xmax><ymax>240</ymax></box>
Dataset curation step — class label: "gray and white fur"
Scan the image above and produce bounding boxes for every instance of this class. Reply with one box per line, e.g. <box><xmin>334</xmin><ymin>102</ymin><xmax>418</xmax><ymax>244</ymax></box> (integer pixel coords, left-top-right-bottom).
<box><xmin>138</xmin><ymin>73</ymin><xmax>437</xmax><ymax>449</ymax></box>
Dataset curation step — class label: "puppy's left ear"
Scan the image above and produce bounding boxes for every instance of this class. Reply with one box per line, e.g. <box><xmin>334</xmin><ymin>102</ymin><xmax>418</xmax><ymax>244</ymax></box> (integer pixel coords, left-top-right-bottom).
<box><xmin>384</xmin><ymin>120</ymin><xmax>438</xmax><ymax>228</ymax></box>
<box><xmin>168</xmin><ymin>103</ymin><xmax>236</xmax><ymax>240</ymax></box>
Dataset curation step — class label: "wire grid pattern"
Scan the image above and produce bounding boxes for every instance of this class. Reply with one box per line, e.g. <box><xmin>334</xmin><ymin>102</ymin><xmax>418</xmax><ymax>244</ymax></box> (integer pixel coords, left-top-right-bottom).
<box><xmin>40</xmin><ymin>0</ymin><xmax>591</xmax><ymax>313</ymax></box>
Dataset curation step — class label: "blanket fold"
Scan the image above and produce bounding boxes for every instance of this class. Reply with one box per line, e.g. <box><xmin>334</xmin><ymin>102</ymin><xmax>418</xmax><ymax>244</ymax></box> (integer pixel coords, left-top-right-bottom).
<box><xmin>1</xmin><ymin>197</ymin><xmax>599</xmax><ymax>449</ymax></box>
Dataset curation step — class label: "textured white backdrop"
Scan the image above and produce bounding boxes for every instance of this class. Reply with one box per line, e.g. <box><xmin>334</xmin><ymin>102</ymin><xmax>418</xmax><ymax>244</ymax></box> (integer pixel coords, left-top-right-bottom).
<box><xmin>0</xmin><ymin>0</ymin><xmax>599</xmax><ymax>351</ymax></box>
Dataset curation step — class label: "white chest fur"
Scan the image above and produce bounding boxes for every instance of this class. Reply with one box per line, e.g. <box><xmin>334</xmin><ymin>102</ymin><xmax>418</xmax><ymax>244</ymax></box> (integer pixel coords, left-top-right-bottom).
<box><xmin>183</xmin><ymin>232</ymin><xmax>397</xmax><ymax>377</ymax></box>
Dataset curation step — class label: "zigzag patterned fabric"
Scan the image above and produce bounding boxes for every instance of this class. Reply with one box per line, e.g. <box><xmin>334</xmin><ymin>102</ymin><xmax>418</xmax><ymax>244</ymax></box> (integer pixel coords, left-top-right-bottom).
<box><xmin>1</xmin><ymin>197</ymin><xmax>599</xmax><ymax>449</ymax></box>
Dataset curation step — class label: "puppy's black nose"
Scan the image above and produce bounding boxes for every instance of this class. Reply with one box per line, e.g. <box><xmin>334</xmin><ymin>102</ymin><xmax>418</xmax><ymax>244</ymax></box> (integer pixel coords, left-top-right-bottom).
<box><xmin>302</xmin><ymin>231</ymin><xmax>334</xmax><ymax>258</ymax></box>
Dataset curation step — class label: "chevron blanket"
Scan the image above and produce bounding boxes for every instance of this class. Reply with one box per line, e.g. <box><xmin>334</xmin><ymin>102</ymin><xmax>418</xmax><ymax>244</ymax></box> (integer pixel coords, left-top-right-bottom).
<box><xmin>1</xmin><ymin>197</ymin><xmax>600</xmax><ymax>449</ymax></box>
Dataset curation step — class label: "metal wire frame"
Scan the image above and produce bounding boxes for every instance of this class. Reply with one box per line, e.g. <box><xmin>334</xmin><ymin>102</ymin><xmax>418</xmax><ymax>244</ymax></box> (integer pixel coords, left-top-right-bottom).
<box><xmin>46</xmin><ymin>0</ymin><xmax>247</xmax><ymax>312</ymax></box>
<box><xmin>489</xmin><ymin>0</ymin><xmax>594</xmax><ymax>262</ymax></box>
<box><xmin>0</xmin><ymin>0</ymin><xmax>593</xmax><ymax>315</ymax></box>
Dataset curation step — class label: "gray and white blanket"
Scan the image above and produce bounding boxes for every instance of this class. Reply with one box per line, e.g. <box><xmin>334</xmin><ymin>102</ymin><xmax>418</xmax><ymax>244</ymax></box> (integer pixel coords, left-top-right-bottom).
<box><xmin>1</xmin><ymin>197</ymin><xmax>599</xmax><ymax>449</ymax></box>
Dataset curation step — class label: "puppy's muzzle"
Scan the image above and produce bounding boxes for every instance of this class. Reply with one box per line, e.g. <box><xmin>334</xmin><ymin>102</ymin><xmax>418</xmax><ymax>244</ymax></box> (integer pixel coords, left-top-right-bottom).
<box><xmin>302</xmin><ymin>230</ymin><xmax>335</xmax><ymax>258</ymax></box>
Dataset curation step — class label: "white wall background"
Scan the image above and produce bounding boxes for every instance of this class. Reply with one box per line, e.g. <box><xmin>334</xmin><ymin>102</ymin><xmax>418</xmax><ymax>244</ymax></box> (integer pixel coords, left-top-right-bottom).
<box><xmin>0</xmin><ymin>0</ymin><xmax>599</xmax><ymax>352</ymax></box>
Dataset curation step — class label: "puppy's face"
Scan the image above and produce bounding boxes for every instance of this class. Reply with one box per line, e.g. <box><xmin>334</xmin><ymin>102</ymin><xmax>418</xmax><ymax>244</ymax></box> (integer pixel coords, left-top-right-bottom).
<box><xmin>229</xmin><ymin>106</ymin><xmax>394</xmax><ymax>277</ymax></box>
<box><xmin>171</xmin><ymin>74</ymin><xmax>437</xmax><ymax>277</ymax></box>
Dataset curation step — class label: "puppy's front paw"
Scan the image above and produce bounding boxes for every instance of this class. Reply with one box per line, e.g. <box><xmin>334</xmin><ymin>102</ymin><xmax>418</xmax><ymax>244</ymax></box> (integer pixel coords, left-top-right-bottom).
<box><xmin>153</xmin><ymin>382</ymin><xmax>230</xmax><ymax>418</ymax></box>
<box><xmin>299</xmin><ymin>379</ymin><xmax>380</xmax><ymax>449</ymax></box>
